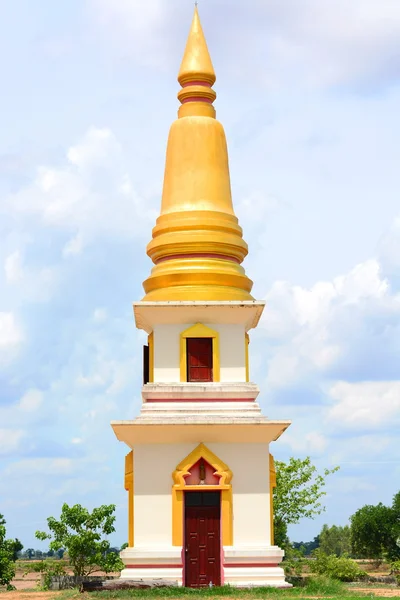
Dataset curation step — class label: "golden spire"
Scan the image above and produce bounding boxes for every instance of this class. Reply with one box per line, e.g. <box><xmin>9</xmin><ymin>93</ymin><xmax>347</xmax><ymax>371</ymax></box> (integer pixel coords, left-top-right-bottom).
<box><xmin>178</xmin><ymin>6</ymin><xmax>216</xmax><ymax>87</ymax></box>
<box><xmin>141</xmin><ymin>7</ymin><xmax>254</xmax><ymax>301</ymax></box>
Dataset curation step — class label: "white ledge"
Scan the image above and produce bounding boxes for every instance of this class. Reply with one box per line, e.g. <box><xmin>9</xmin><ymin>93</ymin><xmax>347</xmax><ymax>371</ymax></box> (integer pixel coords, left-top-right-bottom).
<box><xmin>142</xmin><ymin>382</ymin><xmax>260</xmax><ymax>401</ymax></box>
<box><xmin>133</xmin><ymin>301</ymin><xmax>265</xmax><ymax>333</ymax></box>
<box><xmin>111</xmin><ymin>419</ymin><xmax>291</xmax><ymax>445</ymax></box>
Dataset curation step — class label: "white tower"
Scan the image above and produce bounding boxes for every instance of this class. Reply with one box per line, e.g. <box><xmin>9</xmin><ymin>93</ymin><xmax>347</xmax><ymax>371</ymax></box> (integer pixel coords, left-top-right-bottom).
<box><xmin>111</xmin><ymin>8</ymin><xmax>291</xmax><ymax>588</ymax></box>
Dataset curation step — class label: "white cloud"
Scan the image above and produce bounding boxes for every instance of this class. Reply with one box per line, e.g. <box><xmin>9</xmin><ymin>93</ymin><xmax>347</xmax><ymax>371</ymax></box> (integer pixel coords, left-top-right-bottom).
<box><xmin>331</xmin><ymin>475</ymin><xmax>377</xmax><ymax>495</ymax></box>
<box><xmin>87</xmin><ymin>0</ymin><xmax>175</xmax><ymax>68</ymax></box>
<box><xmin>4</xmin><ymin>251</ymin><xmax>23</xmax><ymax>283</ymax></box>
<box><xmin>281</xmin><ymin>430</ymin><xmax>328</xmax><ymax>455</ymax></box>
<box><xmin>253</xmin><ymin>0</ymin><xmax>400</xmax><ymax>87</ymax></box>
<box><xmin>0</xmin><ymin>429</ymin><xmax>26</xmax><ymax>456</ymax></box>
<box><xmin>3</xmin><ymin>258</ymin><xmax>58</xmax><ymax>304</ymax></box>
<box><xmin>329</xmin><ymin>434</ymin><xmax>394</xmax><ymax>465</ymax></box>
<box><xmin>327</xmin><ymin>380</ymin><xmax>400</xmax><ymax>428</ymax></box>
<box><xmin>379</xmin><ymin>216</ymin><xmax>400</xmax><ymax>274</ymax></box>
<box><xmin>4</xmin><ymin>458</ymin><xmax>76</xmax><ymax>477</ymax></box>
<box><xmin>261</xmin><ymin>259</ymin><xmax>396</xmax><ymax>388</ymax></box>
<box><xmin>93</xmin><ymin>308</ymin><xmax>107</xmax><ymax>323</ymax></box>
<box><xmin>87</xmin><ymin>0</ymin><xmax>400</xmax><ymax>89</ymax></box>
<box><xmin>0</xmin><ymin>312</ymin><xmax>24</xmax><ymax>363</ymax></box>
<box><xmin>19</xmin><ymin>389</ymin><xmax>43</xmax><ymax>413</ymax></box>
<box><xmin>8</xmin><ymin>128</ymin><xmax>156</xmax><ymax>251</ymax></box>
<box><xmin>63</xmin><ymin>233</ymin><xmax>84</xmax><ymax>257</ymax></box>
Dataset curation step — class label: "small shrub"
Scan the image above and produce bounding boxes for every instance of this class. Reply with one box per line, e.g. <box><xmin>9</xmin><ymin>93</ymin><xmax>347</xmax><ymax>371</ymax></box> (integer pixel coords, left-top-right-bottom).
<box><xmin>24</xmin><ymin>559</ymin><xmax>67</xmax><ymax>590</ymax></box>
<box><xmin>310</xmin><ymin>548</ymin><xmax>367</xmax><ymax>582</ymax></box>
<box><xmin>283</xmin><ymin>558</ymin><xmax>305</xmax><ymax>577</ymax></box>
<box><xmin>391</xmin><ymin>560</ymin><xmax>400</xmax><ymax>585</ymax></box>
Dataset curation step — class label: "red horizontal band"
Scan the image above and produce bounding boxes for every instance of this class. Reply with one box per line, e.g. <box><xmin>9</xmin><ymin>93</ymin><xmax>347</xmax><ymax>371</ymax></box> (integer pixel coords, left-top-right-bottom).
<box><xmin>182</xmin><ymin>81</ymin><xmax>212</xmax><ymax>88</ymax></box>
<box><xmin>224</xmin><ymin>563</ymin><xmax>279</xmax><ymax>568</ymax></box>
<box><xmin>146</xmin><ymin>398</ymin><xmax>254</xmax><ymax>403</ymax></box>
<box><xmin>125</xmin><ymin>564</ymin><xmax>182</xmax><ymax>569</ymax></box>
<box><xmin>126</xmin><ymin>562</ymin><xmax>278</xmax><ymax>569</ymax></box>
<box><xmin>181</xmin><ymin>96</ymin><xmax>213</xmax><ymax>104</ymax></box>
<box><xmin>155</xmin><ymin>253</ymin><xmax>240</xmax><ymax>264</ymax></box>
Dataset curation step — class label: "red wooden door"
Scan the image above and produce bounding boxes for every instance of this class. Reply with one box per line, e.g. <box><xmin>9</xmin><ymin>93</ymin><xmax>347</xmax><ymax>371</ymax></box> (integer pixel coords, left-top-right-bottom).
<box><xmin>184</xmin><ymin>492</ymin><xmax>221</xmax><ymax>588</ymax></box>
<box><xmin>187</xmin><ymin>338</ymin><xmax>213</xmax><ymax>382</ymax></box>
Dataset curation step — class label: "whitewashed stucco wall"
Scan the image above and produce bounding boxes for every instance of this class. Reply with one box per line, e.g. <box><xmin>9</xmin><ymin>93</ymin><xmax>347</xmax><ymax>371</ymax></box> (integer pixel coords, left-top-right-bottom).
<box><xmin>133</xmin><ymin>442</ymin><xmax>271</xmax><ymax>547</ymax></box>
<box><xmin>153</xmin><ymin>323</ymin><xmax>246</xmax><ymax>383</ymax></box>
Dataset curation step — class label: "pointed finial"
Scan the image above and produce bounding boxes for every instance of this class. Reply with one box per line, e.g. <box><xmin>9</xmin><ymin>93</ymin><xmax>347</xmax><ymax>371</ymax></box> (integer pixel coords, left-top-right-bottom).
<box><xmin>178</xmin><ymin>6</ymin><xmax>216</xmax><ymax>87</ymax></box>
<box><xmin>177</xmin><ymin>6</ymin><xmax>216</xmax><ymax>117</ymax></box>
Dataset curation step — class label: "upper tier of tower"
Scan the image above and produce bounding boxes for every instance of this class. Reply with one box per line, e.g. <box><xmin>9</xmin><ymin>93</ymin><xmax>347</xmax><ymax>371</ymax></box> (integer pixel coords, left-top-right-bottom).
<box><xmin>142</xmin><ymin>7</ymin><xmax>254</xmax><ymax>301</ymax></box>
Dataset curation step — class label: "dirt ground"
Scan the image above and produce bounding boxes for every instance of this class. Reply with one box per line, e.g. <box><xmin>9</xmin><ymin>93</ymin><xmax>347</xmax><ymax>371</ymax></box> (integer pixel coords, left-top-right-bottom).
<box><xmin>11</xmin><ymin>568</ymin><xmax>120</xmax><ymax>591</ymax></box>
<box><xmin>5</xmin><ymin>588</ymin><xmax>400</xmax><ymax>600</ymax></box>
<box><xmin>2</xmin><ymin>594</ymin><xmax>62</xmax><ymax>600</ymax></box>
<box><xmin>8</xmin><ymin>563</ymin><xmax>400</xmax><ymax>599</ymax></box>
<box><xmin>353</xmin><ymin>590</ymin><xmax>400</xmax><ymax>597</ymax></box>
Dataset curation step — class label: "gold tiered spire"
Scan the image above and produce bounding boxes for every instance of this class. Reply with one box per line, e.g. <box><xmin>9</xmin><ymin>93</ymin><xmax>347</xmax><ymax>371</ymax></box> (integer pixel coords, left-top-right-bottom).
<box><xmin>142</xmin><ymin>7</ymin><xmax>254</xmax><ymax>301</ymax></box>
<box><xmin>178</xmin><ymin>7</ymin><xmax>215</xmax><ymax>87</ymax></box>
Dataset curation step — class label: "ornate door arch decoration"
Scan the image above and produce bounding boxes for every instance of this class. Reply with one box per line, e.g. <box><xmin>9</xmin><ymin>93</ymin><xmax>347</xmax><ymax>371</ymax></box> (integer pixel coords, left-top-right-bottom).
<box><xmin>179</xmin><ymin>323</ymin><xmax>220</xmax><ymax>382</ymax></box>
<box><xmin>172</xmin><ymin>443</ymin><xmax>233</xmax><ymax>546</ymax></box>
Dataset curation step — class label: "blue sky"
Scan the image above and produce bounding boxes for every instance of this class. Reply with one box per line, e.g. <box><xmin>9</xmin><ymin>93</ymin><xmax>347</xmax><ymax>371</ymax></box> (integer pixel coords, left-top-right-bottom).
<box><xmin>1</xmin><ymin>0</ymin><xmax>400</xmax><ymax>548</ymax></box>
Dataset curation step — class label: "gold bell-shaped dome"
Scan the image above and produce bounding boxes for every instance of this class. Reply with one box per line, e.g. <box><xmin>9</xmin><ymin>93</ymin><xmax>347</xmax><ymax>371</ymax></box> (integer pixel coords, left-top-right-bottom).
<box><xmin>142</xmin><ymin>7</ymin><xmax>254</xmax><ymax>301</ymax></box>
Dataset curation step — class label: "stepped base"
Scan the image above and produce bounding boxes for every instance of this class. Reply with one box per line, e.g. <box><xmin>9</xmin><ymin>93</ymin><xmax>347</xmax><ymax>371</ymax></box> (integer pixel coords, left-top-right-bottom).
<box><xmin>119</xmin><ymin>545</ymin><xmax>290</xmax><ymax>588</ymax></box>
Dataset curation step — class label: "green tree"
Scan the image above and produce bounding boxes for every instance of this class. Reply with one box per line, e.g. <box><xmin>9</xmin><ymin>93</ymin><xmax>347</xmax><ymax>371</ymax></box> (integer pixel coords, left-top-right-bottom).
<box><xmin>351</xmin><ymin>493</ymin><xmax>400</xmax><ymax>562</ymax></box>
<box><xmin>319</xmin><ymin>524</ymin><xmax>351</xmax><ymax>557</ymax></box>
<box><xmin>293</xmin><ymin>535</ymin><xmax>320</xmax><ymax>556</ymax></box>
<box><xmin>36</xmin><ymin>503</ymin><xmax>124</xmax><ymax>577</ymax></box>
<box><xmin>273</xmin><ymin>457</ymin><xmax>339</xmax><ymax>547</ymax></box>
<box><xmin>0</xmin><ymin>514</ymin><xmax>23</xmax><ymax>590</ymax></box>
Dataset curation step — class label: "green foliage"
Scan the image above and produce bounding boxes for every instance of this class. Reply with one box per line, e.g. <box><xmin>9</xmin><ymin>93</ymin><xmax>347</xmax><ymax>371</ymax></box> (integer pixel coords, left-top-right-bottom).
<box><xmin>309</xmin><ymin>548</ymin><xmax>366</xmax><ymax>582</ymax></box>
<box><xmin>350</xmin><ymin>492</ymin><xmax>400</xmax><ymax>561</ymax></box>
<box><xmin>319</xmin><ymin>524</ymin><xmax>351</xmax><ymax>557</ymax></box>
<box><xmin>281</xmin><ymin>546</ymin><xmax>306</xmax><ymax>577</ymax></box>
<box><xmin>274</xmin><ymin>517</ymin><xmax>290</xmax><ymax>549</ymax></box>
<box><xmin>35</xmin><ymin>503</ymin><xmax>124</xmax><ymax>577</ymax></box>
<box><xmin>0</xmin><ymin>513</ymin><xmax>23</xmax><ymax>590</ymax></box>
<box><xmin>292</xmin><ymin>535</ymin><xmax>320</xmax><ymax>556</ymax></box>
<box><xmin>52</xmin><ymin>581</ymin><xmax>359</xmax><ymax>598</ymax></box>
<box><xmin>303</xmin><ymin>575</ymin><xmax>346</xmax><ymax>595</ymax></box>
<box><xmin>273</xmin><ymin>457</ymin><xmax>339</xmax><ymax>547</ymax></box>
<box><xmin>24</xmin><ymin>559</ymin><xmax>67</xmax><ymax>590</ymax></box>
<box><xmin>391</xmin><ymin>560</ymin><xmax>400</xmax><ymax>585</ymax></box>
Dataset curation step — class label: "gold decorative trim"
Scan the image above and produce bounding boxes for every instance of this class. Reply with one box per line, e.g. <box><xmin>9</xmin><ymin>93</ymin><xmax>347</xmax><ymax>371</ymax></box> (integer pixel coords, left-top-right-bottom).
<box><xmin>172</xmin><ymin>443</ymin><xmax>233</xmax><ymax>546</ymax></box>
<box><xmin>179</xmin><ymin>323</ymin><xmax>220</xmax><ymax>382</ymax></box>
<box><xmin>269</xmin><ymin>453</ymin><xmax>276</xmax><ymax>545</ymax></box>
<box><xmin>245</xmin><ymin>332</ymin><xmax>250</xmax><ymax>382</ymax></box>
<box><xmin>148</xmin><ymin>332</ymin><xmax>154</xmax><ymax>383</ymax></box>
<box><xmin>124</xmin><ymin>451</ymin><xmax>134</xmax><ymax>547</ymax></box>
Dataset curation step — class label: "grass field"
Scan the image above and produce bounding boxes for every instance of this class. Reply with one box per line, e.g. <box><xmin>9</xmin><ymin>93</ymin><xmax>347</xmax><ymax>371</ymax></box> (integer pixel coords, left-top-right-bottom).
<box><xmin>2</xmin><ymin>577</ymin><xmax>400</xmax><ymax>600</ymax></box>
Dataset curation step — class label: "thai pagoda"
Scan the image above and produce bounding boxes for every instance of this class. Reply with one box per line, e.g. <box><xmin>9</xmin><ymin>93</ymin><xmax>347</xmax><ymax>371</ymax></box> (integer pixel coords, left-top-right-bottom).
<box><xmin>111</xmin><ymin>7</ymin><xmax>291</xmax><ymax>588</ymax></box>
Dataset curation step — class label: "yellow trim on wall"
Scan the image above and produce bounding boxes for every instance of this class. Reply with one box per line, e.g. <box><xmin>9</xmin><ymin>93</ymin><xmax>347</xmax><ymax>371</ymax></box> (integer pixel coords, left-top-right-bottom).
<box><xmin>148</xmin><ymin>332</ymin><xmax>154</xmax><ymax>383</ymax></box>
<box><xmin>172</xmin><ymin>443</ymin><xmax>233</xmax><ymax>546</ymax></box>
<box><xmin>179</xmin><ymin>323</ymin><xmax>220</xmax><ymax>382</ymax></box>
<box><xmin>124</xmin><ymin>450</ymin><xmax>134</xmax><ymax>547</ymax></box>
<box><xmin>269</xmin><ymin>453</ymin><xmax>276</xmax><ymax>546</ymax></box>
<box><xmin>245</xmin><ymin>332</ymin><xmax>250</xmax><ymax>382</ymax></box>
